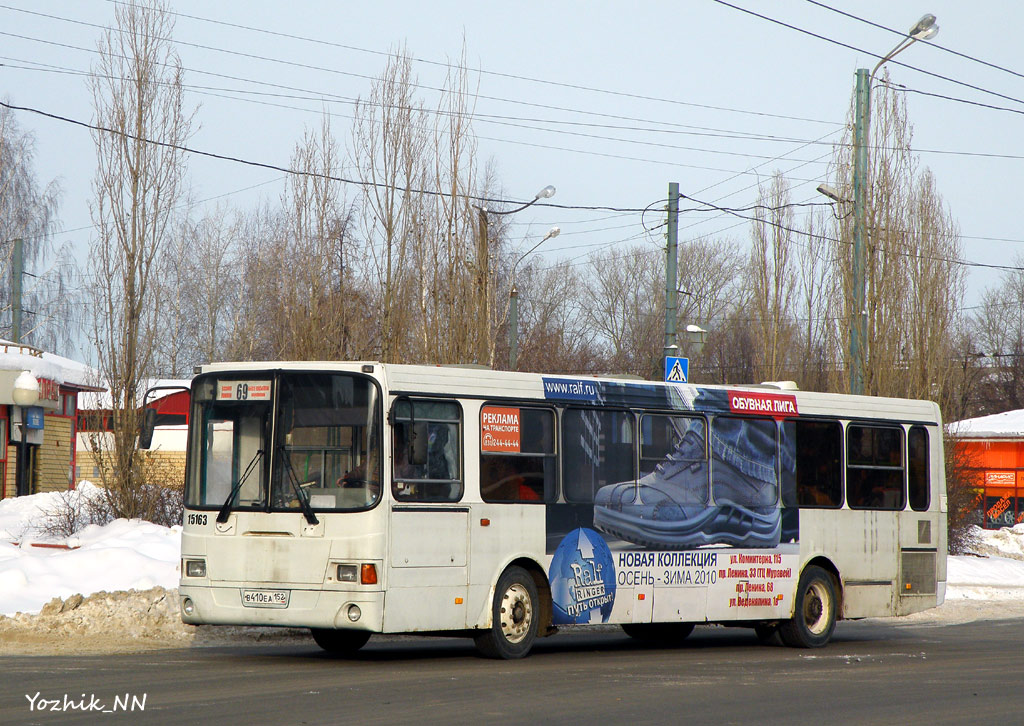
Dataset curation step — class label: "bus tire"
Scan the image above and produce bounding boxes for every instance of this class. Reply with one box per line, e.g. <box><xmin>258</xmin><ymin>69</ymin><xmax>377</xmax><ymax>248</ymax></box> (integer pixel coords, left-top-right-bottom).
<box><xmin>474</xmin><ymin>566</ymin><xmax>539</xmax><ymax>659</ymax></box>
<box><xmin>778</xmin><ymin>566</ymin><xmax>837</xmax><ymax>648</ymax></box>
<box><xmin>621</xmin><ymin>623</ymin><xmax>695</xmax><ymax>644</ymax></box>
<box><xmin>310</xmin><ymin>628</ymin><xmax>371</xmax><ymax>655</ymax></box>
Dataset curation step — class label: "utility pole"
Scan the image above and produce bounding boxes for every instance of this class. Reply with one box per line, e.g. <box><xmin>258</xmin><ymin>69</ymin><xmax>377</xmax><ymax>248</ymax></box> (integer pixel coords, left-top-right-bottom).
<box><xmin>509</xmin><ymin>284</ymin><xmax>519</xmax><ymax>370</ymax></box>
<box><xmin>663</xmin><ymin>183</ymin><xmax>680</xmax><ymax>360</ymax></box>
<box><xmin>851</xmin><ymin>70</ymin><xmax>869</xmax><ymax>396</ymax></box>
<box><xmin>476</xmin><ymin>208</ymin><xmax>490</xmax><ymax>366</ymax></box>
<box><xmin>848</xmin><ymin>15</ymin><xmax>938</xmax><ymax>396</ymax></box>
<box><xmin>12</xmin><ymin>237</ymin><xmax>24</xmax><ymax>343</ymax></box>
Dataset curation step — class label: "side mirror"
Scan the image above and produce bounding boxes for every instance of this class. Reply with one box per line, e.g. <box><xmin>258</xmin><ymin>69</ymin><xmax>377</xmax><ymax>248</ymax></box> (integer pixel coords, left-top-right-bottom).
<box><xmin>139</xmin><ymin>408</ymin><xmax>157</xmax><ymax>450</ymax></box>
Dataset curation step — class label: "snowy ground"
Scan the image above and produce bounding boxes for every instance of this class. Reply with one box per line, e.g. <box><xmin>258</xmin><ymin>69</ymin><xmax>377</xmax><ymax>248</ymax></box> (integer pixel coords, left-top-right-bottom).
<box><xmin>1</xmin><ymin>485</ymin><xmax>1023</xmax><ymax>653</ymax></box>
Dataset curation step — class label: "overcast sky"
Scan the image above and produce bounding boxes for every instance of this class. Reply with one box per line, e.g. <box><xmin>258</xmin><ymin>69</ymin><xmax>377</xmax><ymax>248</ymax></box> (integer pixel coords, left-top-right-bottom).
<box><xmin>2</xmin><ymin>0</ymin><xmax>1021</xmax><ymax>340</ymax></box>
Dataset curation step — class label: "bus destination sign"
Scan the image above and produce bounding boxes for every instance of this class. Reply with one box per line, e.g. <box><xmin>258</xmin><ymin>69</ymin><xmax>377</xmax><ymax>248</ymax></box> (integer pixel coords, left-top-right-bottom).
<box><xmin>216</xmin><ymin>380</ymin><xmax>272</xmax><ymax>402</ymax></box>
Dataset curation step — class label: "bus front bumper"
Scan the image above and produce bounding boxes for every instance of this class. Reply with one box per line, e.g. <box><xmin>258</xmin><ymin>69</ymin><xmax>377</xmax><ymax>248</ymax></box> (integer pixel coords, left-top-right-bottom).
<box><xmin>179</xmin><ymin>584</ymin><xmax>384</xmax><ymax>632</ymax></box>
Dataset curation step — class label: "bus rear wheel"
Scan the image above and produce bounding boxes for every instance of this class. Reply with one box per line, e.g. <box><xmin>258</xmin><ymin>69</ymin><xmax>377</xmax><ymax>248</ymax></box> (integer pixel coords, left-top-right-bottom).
<box><xmin>778</xmin><ymin>566</ymin><xmax>837</xmax><ymax>648</ymax></box>
<box><xmin>474</xmin><ymin>566</ymin><xmax>539</xmax><ymax>659</ymax></box>
<box><xmin>621</xmin><ymin>623</ymin><xmax>695</xmax><ymax>644</ymax></box>
<box><xmin>310</xmin><ymin>628</ymin><xmax>371</xmax><ymax>655</ymax></box>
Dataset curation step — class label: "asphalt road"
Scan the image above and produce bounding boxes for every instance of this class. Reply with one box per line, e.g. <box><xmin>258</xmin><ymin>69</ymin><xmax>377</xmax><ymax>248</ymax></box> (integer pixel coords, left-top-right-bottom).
<box><xmin>2</xmin><ymin>618</ymin><xmax>1019</xmax><ymax>725</ymax></box>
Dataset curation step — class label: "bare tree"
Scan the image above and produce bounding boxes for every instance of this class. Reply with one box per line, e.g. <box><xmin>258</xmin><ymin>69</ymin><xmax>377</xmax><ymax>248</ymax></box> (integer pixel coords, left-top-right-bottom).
<box><xmin>794</xmin><ymin>207</ymin><xmax>840</xmax><ymax>391</ymax></box>
<box><xmin>971</xmin><ymin>253</ymin><xmax>1024</xmax><ymax>414</ymax></box>
<box><xmin>827</xmin><ymin>71</ymin><xmax>965</xmax><ymax>404</ymax></box>
<box><xmin>220</xmin><ymin>203</ymin><xmax>281</xmax><ymax>362</ymax></box>
<box><xmin>675</xmin><ymin>236</ymin><xmax>744</xmax><ymax>338</ymax></box>
<box><xmin>748</xmin><ymin>172</ymin><xmax>798</xmax><ymax>381</ymax></box>
<box><xmin>417</xmin><ymin>48</ymin><xmax>487</xmax><ymax>365</ymax></box>
<box><xmin>502</xmin><ymin>259</ymin><xmax>598</xmax><ymax>374</ymax></box>
<box><xmin>0</xmin><ymin>104</ymin><xmax>73</xmax><ymax>352</ymax></box>
<box><xmin>351</xmin><ymin>47</ymin><xmax>429</xmax><ymax>363</ymax></box>
<box><xmin>271</xmin><ymin>115</ymin><xmax>361</xmax><ymax>360</ymax></box>
<box><xmin>87</xmin><ymin>0</ymin><xmax>194</xmax><ymax>519</ymax></box>
<box><xmin>154</xmin><ymin>204</ymin><xmax>241</xmax><ymax>373</ymax></box>
<box><xmin>580</xmin><ymin>245</ymin><xmax>664</xmax><ymax>377</ymax></box>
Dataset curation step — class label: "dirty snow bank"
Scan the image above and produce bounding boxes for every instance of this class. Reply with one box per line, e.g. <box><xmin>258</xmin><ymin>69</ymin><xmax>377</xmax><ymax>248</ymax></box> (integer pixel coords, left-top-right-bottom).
<box><xmin>0</xmin><ymin>587</ymin><xmax>307</xmax><ymax>654</ymax></box>
<box><xmin>0</xmin><ymin>483</ymin><xmax>180</xmax><ymax>617</ymax></box>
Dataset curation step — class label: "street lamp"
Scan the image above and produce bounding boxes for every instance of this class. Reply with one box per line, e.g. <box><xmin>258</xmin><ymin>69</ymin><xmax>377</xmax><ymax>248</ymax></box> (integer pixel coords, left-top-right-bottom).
<box><xmin>509</xmin><ymin>226</ymin><xmax>560</xmax><ymax>370</ymax></box>
<box><xmin>683</xmin><ymin>324</ymin><xmax>708</xmax><ymax>358</ymax></box>
<box><xmin>849</xmin><ymin>13</ymin><xmax>938</xmax><ymax>395</ymax></box>
<box><xmin>474</xmin><ymin>185</ymin><xmax>556</xmax><ymax>366</ymax></box>
<box><xmin>815</xmin><ymin>184</ymin><xmax>849</xmax><ymax>205</ymax></box>
<box><xmin>12</xmin><ymin>370</ymin><xmax>39</xmax><ymax>497</ymax></box>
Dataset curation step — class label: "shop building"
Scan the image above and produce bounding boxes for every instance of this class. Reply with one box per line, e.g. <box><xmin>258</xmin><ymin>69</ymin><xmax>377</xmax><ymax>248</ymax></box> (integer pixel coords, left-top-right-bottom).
<box><xmin>951</xmin><ymin>409</ymin><xmax>1024</xmax><ymax>529</ymax></box>
<box><xmin>0</xmin><ymin>340</ymin><xmax>102</xmax><ymax>498</ymax></box>
<box><xmin>75</xmin><ymin>381</ymin><xmax>191</xmax><ymax>488</ymax></box>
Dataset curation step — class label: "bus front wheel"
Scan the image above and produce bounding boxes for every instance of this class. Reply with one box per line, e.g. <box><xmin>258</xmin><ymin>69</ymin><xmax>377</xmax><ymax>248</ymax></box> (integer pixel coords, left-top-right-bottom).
<box><xmin>474</xmin><ymin>566</ymin><xmax>539</xmax><ymax>659</ymax></box>
<box><xmin>778</xmin><ymin>566</ymin><xmax>837</xmax><ymax>648</ymax></box>
<box><xmin>310</xmin><ymin>628</ymin><xmax>371</xmax><ymax>655</ymax></box>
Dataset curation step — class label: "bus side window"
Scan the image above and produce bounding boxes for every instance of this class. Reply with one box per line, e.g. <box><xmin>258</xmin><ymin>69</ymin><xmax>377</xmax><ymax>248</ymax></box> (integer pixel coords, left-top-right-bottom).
<box><xmin>391</xmin><ymin>400</ymin><xmax>462</xmax><ymax>503</ymax></box>
<box><xmin>908</xmin><ymin>426</ymin><xmax>929</xmax><ymax>512</ymax></box>
<box><xmin>480</xmin><ymin>406</ymin><xmax>556</xmax><ymax>503</ymax></box>
<box><xmin>561</xmin><ymin>408</ymin><xmax>635</xmax><ymax>503</ymax></box>
<box><xmin>783</xmin><ymin>419</ymin><xmax>843</xmax><ymax>508</ymax></box>
<box><xmin>710</xmin><ymin>416</ymin><xmax>778</xmax><ymax>508</ymax></box>
<box><xmin>847</xmin><ymin>425</ymin><xmax>905</xmax><ymax>510</ymax></box>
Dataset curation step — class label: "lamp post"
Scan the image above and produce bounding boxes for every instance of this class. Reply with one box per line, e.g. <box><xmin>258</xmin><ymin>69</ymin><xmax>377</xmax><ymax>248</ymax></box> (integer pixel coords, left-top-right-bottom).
<box><xmin>849</xmin><ymin>13</ymin><xmax>938</xmax><ymax>395</ymax></box>
<box><xmin>474</xmin><ymin>185</ymin><xmax>556</xmax><ymax>366</ymax></box>
<box><xmin>683</xmin><ymin>324</ymin><xmax>708</xmax><ymax>356</ymax></box>
<box><xmin>508</xmin><ymin>226</ymin><xmax>560</xmax><ymax>370</ymax></box>
<box><xmin>12</xmin><ymin>370</ymin><xmax>39</xmax><ymax>497</ymax></box>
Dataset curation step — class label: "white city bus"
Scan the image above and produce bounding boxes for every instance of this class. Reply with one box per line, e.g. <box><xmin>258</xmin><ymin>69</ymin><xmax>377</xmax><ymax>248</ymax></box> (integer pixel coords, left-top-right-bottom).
<box><xmin>171</xmin><ymin>362</ymin><xmax>946</xmax><ymax>659</ymax></box>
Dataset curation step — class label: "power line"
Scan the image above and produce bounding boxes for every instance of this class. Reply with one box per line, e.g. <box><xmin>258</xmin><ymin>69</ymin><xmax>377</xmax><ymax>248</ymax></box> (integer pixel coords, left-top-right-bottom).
<box><xmin>0</xmin><ymin>99</ymin><xmax>656</xmax><ymax>213</ymax></box>
<box><xmin>0</xmin><ymin>46</ymin><xmax>832</xmax><ymax>180</ymax></box>
<box><xmin>883</xmin><ymin>80</ymin><xmax>1024</xmax><ymax>119</ymax></box>
<box><xmin>0</xmin><ymin>7</ymin><xmax>842</xmax><ymax>132</ymax></box>
<box><xmin>711</xmin><ymin>0</ymin><xmax>1024</xmax><ymax>109</ymax></box>
<box><xmin>804</xmin><ymin>1</ymin><xmax>1024</xmax><ymax>83</ymax></box>
<box><xmin>92</xmin><ymin>0</ymin><xmax>840</xmax><ymax>126</ymax></box>
<box><xmin>683</xmin><ymin>189</ymin><xmax>1024</xmax><ymax>274</ymax></box>
<box><xmin>9</xmin><ymin>51</ymin><xmax>1021</xmax><ymax>163</ymax></box>
<box><xmin>0</xmin><ymin>50</ymin><xmax>835</xmax><ymax>146</ymax></box>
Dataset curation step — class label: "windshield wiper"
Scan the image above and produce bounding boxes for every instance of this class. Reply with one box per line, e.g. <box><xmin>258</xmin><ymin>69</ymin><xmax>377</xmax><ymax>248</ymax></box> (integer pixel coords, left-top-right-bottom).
<box><xmin>216</xmin><ymin>449</ymin><xmax>264</xmax><ymax>524</ymax></box>
<box><xmin>279</xmin><ymin>447</ymin><xmax>320</xmax><ymax>526</ymax></box>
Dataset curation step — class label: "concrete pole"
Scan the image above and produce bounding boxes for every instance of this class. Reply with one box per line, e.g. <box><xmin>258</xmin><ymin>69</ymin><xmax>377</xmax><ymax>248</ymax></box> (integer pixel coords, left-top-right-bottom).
<box><xmin>12</xmin><ymin>238</ymin><xmax>23</xmax><ymax>343</ymax></box>
<box><xmin>477</xmin><ymin>209</ymin><xmax>490</xmax><ymax>366</ymax></box>
<box><xmin>663</xmin><ymin>183</ymin><xmax>680</xmax><ymax>360</ymax></box>
<box><xmin>509</xmin><ymin>284</ymin><xmax>519</xmax><ymax>370</ymax></box>
<box><xmin>851</xmin><ymin>70</ymin><xmax>869</xmax><ymax>395</ymax></box>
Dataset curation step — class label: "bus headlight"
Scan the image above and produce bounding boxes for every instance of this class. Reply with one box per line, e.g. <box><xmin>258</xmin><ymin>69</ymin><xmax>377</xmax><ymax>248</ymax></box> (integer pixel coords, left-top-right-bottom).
<box><xmin>337</xmin><ymin>564</ymin><xmax>358</xmax><ymax>582</ymax></box>
<box><xmin>347</xmin><ymin>604</ymin><xmax>361</xmax><ymax>622</ymax></box>
<box><xmin>182</xmin><ymin>597</ymin><xmax>195</xmax><ymax>616</ymax></box>
<box><xmin>184</xmin><ymin>559</ymin><xmax>207</xmax><ymax>578</ymax></box>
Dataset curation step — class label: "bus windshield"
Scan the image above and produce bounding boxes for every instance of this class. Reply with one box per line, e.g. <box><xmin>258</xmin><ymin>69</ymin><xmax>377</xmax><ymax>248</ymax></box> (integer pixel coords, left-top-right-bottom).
<box><xmin>185</xmin><ymin>372</ymin><xmax>382</xmax><ymax>513</ymax></box>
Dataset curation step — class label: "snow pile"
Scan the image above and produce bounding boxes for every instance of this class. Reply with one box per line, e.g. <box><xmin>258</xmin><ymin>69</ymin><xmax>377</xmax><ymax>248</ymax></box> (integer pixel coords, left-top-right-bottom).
<box><xmin>0</xmin><ymin>488</ymin><xmax>306</xmax><ymax>653</ymax></box>
<box><xmin>0</xmin><ymin>481</ymin><xmax>104</xmax><ymax>542</ymax></box>
<box><xmin>0</xmin><ymin>484</ymin><xmax>181</xmax><ymax>617</ymax></box>
<box><xmin>968</xmin><ymin>523</ymin><xmax>1024</xmax><ymax>561</ymax></box>
<box><xmin>0</xmin><ymin>587</ymin><xmax>191</xmax><ymax>653</ymax></box>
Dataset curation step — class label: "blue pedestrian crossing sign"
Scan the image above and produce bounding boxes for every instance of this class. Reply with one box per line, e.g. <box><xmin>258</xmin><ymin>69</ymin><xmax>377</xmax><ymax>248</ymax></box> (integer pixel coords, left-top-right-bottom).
<box><xmin>665</xmin><ymin>356</ymin><xmax>689</xmax><ymax>383</ymax></box>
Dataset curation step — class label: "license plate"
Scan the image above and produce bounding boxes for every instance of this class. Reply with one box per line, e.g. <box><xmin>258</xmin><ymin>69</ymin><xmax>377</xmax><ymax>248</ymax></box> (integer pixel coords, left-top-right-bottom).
<box><xmin>242</xmin><ymin>589</ymin><xmax>290</xmax><ymax>608</ymax></box>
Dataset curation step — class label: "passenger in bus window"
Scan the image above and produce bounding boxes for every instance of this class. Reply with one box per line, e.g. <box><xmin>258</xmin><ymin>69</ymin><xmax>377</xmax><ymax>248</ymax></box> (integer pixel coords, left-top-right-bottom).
<box><xmin>482</xmin><ymin>456</ymin><xmax>542</xmax><ymax>502</ymax></box>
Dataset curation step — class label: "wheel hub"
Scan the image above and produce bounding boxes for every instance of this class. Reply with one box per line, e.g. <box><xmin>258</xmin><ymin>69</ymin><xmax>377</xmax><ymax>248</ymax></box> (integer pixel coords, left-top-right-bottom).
<box><xmin>500</xmin><ymin>583</ymin><xmax>533</xmax><ymax>643</ymax></box>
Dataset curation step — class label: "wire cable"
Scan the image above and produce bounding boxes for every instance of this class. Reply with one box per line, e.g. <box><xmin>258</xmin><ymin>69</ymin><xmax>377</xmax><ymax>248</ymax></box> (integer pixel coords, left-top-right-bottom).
<box><xmin>804</xmin><ymin>0</ymin><xmax>1024</xmax><ymax>83</ymax></box>
<box><xmin>711</xmin><ymin>0</ymin><xmax>1024</xmax><ymax>109</ymax></box>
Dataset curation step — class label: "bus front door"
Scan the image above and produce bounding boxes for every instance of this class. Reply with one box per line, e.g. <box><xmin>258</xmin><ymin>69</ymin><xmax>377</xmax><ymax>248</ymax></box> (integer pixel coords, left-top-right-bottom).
<box><xmin>384</xmin><ymin>504</ymin><xmax>470</xmax><ymax>632</ymax></box>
